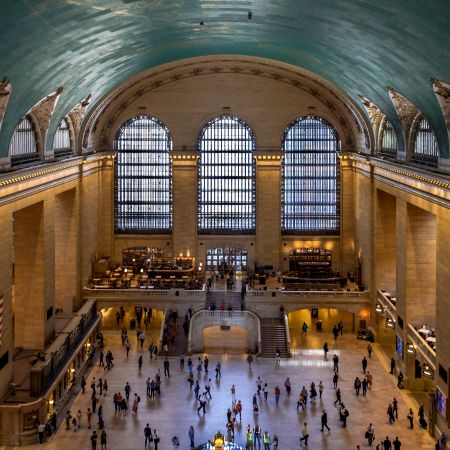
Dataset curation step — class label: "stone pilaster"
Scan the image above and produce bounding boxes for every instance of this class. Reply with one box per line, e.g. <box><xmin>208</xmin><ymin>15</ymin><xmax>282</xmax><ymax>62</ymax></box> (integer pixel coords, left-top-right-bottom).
<box><xmin>170</xmin><ymin>151</ymin><xmax>198</xmax><ymax>260</ymax></box>
<box><xmin>255</xmin><ymin>150</ymin><xmax>282</xmax><ymax>271</ymax></box>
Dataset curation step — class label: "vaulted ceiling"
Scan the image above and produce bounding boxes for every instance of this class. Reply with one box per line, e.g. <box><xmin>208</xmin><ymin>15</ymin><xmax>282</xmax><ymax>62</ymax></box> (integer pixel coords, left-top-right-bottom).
<box><xmin>0</xmin><ymin>0</ymin><xmax>449</xmax><ymax>156</ymax></box>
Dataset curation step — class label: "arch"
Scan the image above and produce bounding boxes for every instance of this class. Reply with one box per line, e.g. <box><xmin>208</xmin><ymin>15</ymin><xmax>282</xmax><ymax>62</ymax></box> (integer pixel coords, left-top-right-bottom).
<box><xmin>409</xmin><ymin>114</ymin><xmax>439</xmax><ymax>168</ymax></box>
<box><xmin>8</xmin><ymin>115</ymin><xmax>40</xmax><ymax>166</ymax></box>
<box><xmin>53</xmin><ymin>117</ymin><xmax>74</xmax><ymax>158</ymax></box>
<box><xmin>281</xmin><ymin>115</ymin><xmax>340</xmax><ymax>234</ymax></box>
<box><xmin>197</xmin><ymin>115</ymin><xmax>256</xmax><ymax>234</ymax></box>
<box><xmin>114</xmin><ymin>115</ymin><xmax>173</xmax><ymax>233</ymax></box>
<box><xmin>378</xmin><ymin>116</ymin><xmax>398</xmax><ymax>159</ymax></box>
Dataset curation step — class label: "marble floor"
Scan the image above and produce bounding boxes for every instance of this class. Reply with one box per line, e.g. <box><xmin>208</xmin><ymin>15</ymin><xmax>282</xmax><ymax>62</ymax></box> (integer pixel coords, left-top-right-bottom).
<box><xmin>9</xmin><ymin>321</ymin><xmax>437</xmax><ymax>450</ymax></box>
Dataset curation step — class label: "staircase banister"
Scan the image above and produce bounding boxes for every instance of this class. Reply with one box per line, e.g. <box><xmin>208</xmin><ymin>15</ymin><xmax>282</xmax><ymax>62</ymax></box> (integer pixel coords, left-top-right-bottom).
<box><xmin>284</xmin><ymin>313</ymin><xmax>291</xmax><ymax>357</ymax></box>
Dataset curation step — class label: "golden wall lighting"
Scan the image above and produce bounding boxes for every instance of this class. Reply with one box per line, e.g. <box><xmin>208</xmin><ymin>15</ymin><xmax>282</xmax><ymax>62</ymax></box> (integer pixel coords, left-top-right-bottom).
<box><xmin>386</xmin><ymin>318</ymin><xmax>395</xmax><ymax>329</ymax></box>
<box><xmin>375</xmin><ymin>303</ymin><xmax>383</xmax><ymax>313</ymax></box>
<box><xmin>423</xmin><ymin>364</ymin><xmax>434</xmax><ymax>378</ymax></box>
<box><xmin>406</xmin><ymin>343</ymin><xmax>416</xmax><ymax>356</ymax></box>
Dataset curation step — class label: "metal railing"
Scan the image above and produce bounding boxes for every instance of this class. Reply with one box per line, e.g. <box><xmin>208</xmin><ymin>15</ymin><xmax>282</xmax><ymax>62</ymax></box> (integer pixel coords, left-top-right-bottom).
<box><xmin>407</xmin><ymin>324</ymin><xmax>436</xmax><ymax>369</ymax></box>
<box><xmin>30</xmin><ymin>300</ymin><xmax>99</xmax><ymax>396</ymax></box>
<box><xmin>283</xmin><ymin>313</ymin><xmax>291</xmax><ymax>356</ymax></box>
<box><xmin>376</xmin><ymin>290</ymin><xmax>397</xmax><ymax>320</ymax></box>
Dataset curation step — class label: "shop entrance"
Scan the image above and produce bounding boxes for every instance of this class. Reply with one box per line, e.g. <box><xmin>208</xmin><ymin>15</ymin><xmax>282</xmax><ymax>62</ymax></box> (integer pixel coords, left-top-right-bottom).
<box><xmin>206</xmin><ymin>247</ymin><xmax>247</xmax><ymax>272</ymax></box>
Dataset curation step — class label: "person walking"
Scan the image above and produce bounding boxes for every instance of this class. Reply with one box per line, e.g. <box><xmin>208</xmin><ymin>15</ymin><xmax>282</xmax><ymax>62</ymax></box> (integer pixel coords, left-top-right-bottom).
<box><xmin>366</xmin><ymin>423</ymin><xmax>375</xmax><ymax>446</ymax></box>
<box><xmin>138</xmin><ymin>355</ymin><xmax>142</xmax><ymax>371</ymax></box>
<box><xmin>86</xmin><ymin>408</ymin><xmax>92</xmax><ymax>429</ymax></box>
<box><xmin>247</xmin><ymin>352</ymin><xmax>254</xmax><ymax>370</ymax></box>
<box><xmin>124</xmin><ymin>382</ymin><xmax>131</xmax><ymax>401</ymax></box>
<box><xmin>81</xmin><ymin>375</ymin><xmax>86</xmax><ymax>394</ymax></box>
<box><xmin>393</xmin><ymin>436</ymin><xmax>401</xmax><ymax>450</ymax></box>
<box><xmin>390</xmin><ymin>357</ymin><xmax>395</xmax><ymax>374</ymax></box>
<box><xmin>256</xmin><ymin>377</ymin><xmax>262</xmax><ymax>395</ymax></box>
<box><xmin>333</xmin><ymin>371</ymin><xmax>339</xmax><ymax>388</ymax></box>
<box><xmin>205</xmin><ymin>378</ymin><xmax>212</xmax><ymax>399</ymax></box>
<box><xmin>272</xmin><ymin>434</ymin><xmax>278</xmax><ymax>450</ymax></box>
<box><xmin>392</xmin><ymin>397</ymin><xmax>398</xmax><ymax>419</ymax></box>
<box><xmin>164</xmin><ymin>357</ymin><xmax>170</xmax><ymax>378</ymax></box>
<box><xmin>263</xmin><ymin>383</ymin><xmax>269</xmax><ymax>401</ymax></box>
<box><xmin>188</xmin><ymin>425</ymin><xmax>195</xmax><ymax>448</ymax></box>
<box><xmin>301</xmin><ymin>322</ymin><xmax>308</xmax><ymax>336</ymax></box>
<box><xmin>340</xmin><ymin>404</ymin><xmax>349</xmax><ymax>427</ymax></box>
<box><xmin>37</xmin><ymin>422</ymin><xmax>45</xmax><ymax>444</ymax></box>
<box><xmin>387</xmin><ymin>403</ymin><xmax>395</xmax><ymax>424</ymax></box>
<box><xmin>368</xmin><ymin>343</ymin><xmax>373</xmax><ymax>358</ymax></box>
<box><xmin>125</xmin><ymin>339</ymin><xmax>131</xmax><ymax>357</ymax></box>
<box><xmin>275</xmin><ymin>349</ymin><xmax>281</xmax><ymax>366</ymax></box>
<box><xmin>354</xmin><ymin>377</ymin><xmax>361</xmax><ymax>396</ymax></box>
<box><xmin>299</xmin><ymin>422</ymin><xmax>309</xmax><ymax>446</ymax></box>
<box><xmin>367</xmin><ymin>371</ymin><xmax>373</xmax><ymax>390</ymax></box>
<box><xmin>180</xmin><ymin>353</ymin><xmax>185</xmax><ymax>370</ymax></box>
<box><xmin>100</xmin><ymin>430</ymin><xmax>107</xmax><ymax>450</ymax></box>
<box><xmin>215</xmin><ymin>361</ymin><xmax>221</xmax><ymax>379</ymax></box>
<box><xmin>383</xmin><ymin>436</ymin><xmax>392</xmax><ymax>450</ymax></box>
<box><xmin>194</xmin><ymin>381</ymin><xmax>200</xmax><ymax>400</ymax></box>
<box><xmin>231</xmin><ymin>384</ymin><xmax>236</xmax><ymax>403</ymax></box>
<box><xmin>397</xmin><ymin>371</ymin><xmax>404</xmax><ymax>388</ymax></box>
<box><xmin>321</xmin><ymin>410</ymin><xmax>330</xmax><ymax>432</ymax></box>
<box><xmin>318</xmin><ymin>380</ymin><xmax>324</xmax><ymax>399</ymax></box>
<box><xmin>284</xmin><ymin>377</ymin><xmax>291</xmax><ymax>395</ymax></box>
<box><xmin>333</xmin><ymin>324</ymin><xmax>339</xmax><ymax>340</ymax></box>
<box><xmin>407</xmin><ymin>408</ymin><xmax>414</xmax><ymax>429</ymax></box>
<box><xmin>333</xmin><ymin>354</ymin><xmax>339</xmax><ymax>372</ymax></box>
<box><xmin>144</xmin><ymin>424</ymin><xmax>153</xmax><ymax>447</ymax></box>
<box><xmin>90</xmin><ymin>431</ymin><xmax>98</xmax><ymax>450</ymax></box>
<box><xmin>362</xmin><ymin>377</ymin><xmax>368</xmax><ymax>396</ymax></box>
<box><xmin>253</xmin><ymin>424</ymin><xmax>262</xmax><ymax>449</ymax></box>
<box><xmin>263</xmin><ymin>431</ymin><xmax>271</xmax><ymax>450</ymax></box>
<box><xmin>362</xmin><ymin>356</ymin><xmax>368</xmax><ymax>374</ymax></box>
<box><xmin>235</xmin><ymin>400</ymin><xmax>242</xmax><ymax>421</ymax></box>
<box><xmin>323</xmin><ymin>342</ymin><xmax>329</xmax><ymax>359</ymax></box>
<box><xmin>153</xmin><ymin>430</ymin><xmax>160</xmax><ymax>450</ymax></box>
<box><xmin>334</xmin><ymin>387</ymin><xmax>342</xmax><ymax>406</ymax></box>
<box><xmin>275</xmin><ymin>385</ymin><xmax>281</xmax><ymax>406</ymax></box>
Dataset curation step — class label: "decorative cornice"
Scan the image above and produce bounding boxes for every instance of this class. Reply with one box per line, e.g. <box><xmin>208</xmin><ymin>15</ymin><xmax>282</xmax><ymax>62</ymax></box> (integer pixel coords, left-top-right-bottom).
<box><xmin>0</xmin><ymin>77</ymin><xmax>12</xmax><ymax>132</ymax></box>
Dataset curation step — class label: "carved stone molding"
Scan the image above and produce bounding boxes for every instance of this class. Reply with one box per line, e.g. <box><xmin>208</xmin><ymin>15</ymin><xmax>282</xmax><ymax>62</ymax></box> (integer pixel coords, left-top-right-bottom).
<box><xmin>30</xmin><ymin>87</ymin><xmax>63</xmax><ymax>147</ymax></box>
<box><xmin>0</xmin><ymin>77</ymin><xmax>12</xmax><ymax>132</ymax></box>
<box><xmin>68</xmin><ymin>94</ymin><xmax>91</xmax><ymax>138</ymax></box>
<box><xmin>388</xmin><ymin>88</ymin><xmax>419</xmax><ymax>147</ymax></box>
<box><xmin>432</xmin><ymin>79</ymin><xmax>450</xmax><ymax>136</ymax></box>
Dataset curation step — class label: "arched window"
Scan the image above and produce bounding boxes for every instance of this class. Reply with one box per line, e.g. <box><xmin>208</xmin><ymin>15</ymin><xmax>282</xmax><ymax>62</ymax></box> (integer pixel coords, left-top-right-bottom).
<box><xmin>198</xmin><ymin>115</ymin><xmax>256</xmax><ymax>233</ymax></box>
<box><xmin>9</xmin><ymin>116</ymin><xmax>39</xmax><ymax>165</ymax></box>
<box><xmin>53</xmin><ymin>118</ymin><xmax>72</xmax><ymax>157</ymax></box>
<box><xmin>282</xmin><ymin>116</ymin><xmax>340</xmax><ymax>234</ymax></box>
<box><xmin>380</xmin><ymin>119</ymin><xmax>398</xmax><ymax>158</ymax></box>
<box><xmin>412</xmin><ymin>117</ymin><xmax>439</xmax><ymax>168</ymax></box>
<box><xmin>115</xmin><ymin>116</ymin><xmax>172</xmax><ymax>233</ymax></box>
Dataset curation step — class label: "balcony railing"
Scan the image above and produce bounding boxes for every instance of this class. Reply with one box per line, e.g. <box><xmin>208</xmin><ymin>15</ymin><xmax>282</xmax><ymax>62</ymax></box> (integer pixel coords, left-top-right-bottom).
<box><xmin>376</xmin><ymin>290</ymin><xmax>397</xmax><ymax>319</ymax></box>
<box><xmin>30</xmin><ymin>300</ymin><xmax>99</xmax><ymax>396</ymax></box>
<box><xmin>407</xmin><ymin>324</ymin><xmax>436</xmax><ymax>369</ymax></box>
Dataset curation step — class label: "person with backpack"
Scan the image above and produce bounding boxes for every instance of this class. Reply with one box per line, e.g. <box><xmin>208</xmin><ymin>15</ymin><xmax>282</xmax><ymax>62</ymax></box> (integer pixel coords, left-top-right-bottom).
<box><xmin>144</xmin><ymin>423</ymin><xmax>153</xmax><ymax>447</ymax></box>
<box><xmin>132</xmin><ymin>393</ymin><xmax>141</xmax><ymax>414</ymax></box>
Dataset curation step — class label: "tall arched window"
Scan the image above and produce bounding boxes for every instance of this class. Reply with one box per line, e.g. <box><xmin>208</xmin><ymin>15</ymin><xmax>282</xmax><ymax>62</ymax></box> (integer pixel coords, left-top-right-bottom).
<box><xmin>53</xmin><ymin>118</ymin><xmax>73</xmax><ymax>157</ymax></box>
<box><xmin>115</xmin><ymin>116</ymin><xmax>172</xmax><ymax>233</ymax></box>
<box><xmin>198</xmin><ymin>115</ymin><xmax>256</xmax><ymax>233</ymax></box>
<box><xmin>282</xmin><ymin>116</ymin><xmax>340</xmax><ymax>234</ymax></box>
<box><xmin>9</xmin><ymin>116</ymin><xmax>39</xmax><ymax>165</ymax></box>
<box><xmin>380</xmin><ymin>119</ymin><xmax>398</xmax><ymax>158</ymax></box>
<box><xmin>412</xmin><ymin>117</ymin><xmax>439</xmax><ymax>168</ymax></box>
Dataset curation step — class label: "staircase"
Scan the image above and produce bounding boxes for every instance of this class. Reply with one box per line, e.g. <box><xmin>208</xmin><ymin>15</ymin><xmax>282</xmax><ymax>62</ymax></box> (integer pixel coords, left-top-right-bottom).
<box><xmin>259</xmin><ymin>318</ymin><xmax>289</xmax><ymax>357</ymax></box>
<box><xmin>206</xmin><ymin>290</ymin><xmax>243</xmax><ymax>311</ymax></box>
<box><xmin>163</xmin><ymin>319</ymin><xmax>188</xmax><ymax>356</ymax></box>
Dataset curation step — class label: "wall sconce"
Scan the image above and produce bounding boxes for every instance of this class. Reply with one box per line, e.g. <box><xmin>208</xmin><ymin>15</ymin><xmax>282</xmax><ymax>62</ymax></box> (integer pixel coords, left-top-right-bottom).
<box><xmin>375</xmin><ymin>303</ymin><xmax>383</xmax><ymax>313</ymax></box>
<box><xmin>406</xmin><ymin>343</ymin><xmax>416</xmax><ymax>356</ymax></box>
<box><xmin>124</xmin><ymin>268</ymin><xmax>128</xmax><ymax>273</ymax></box>
<box><xmin>387</xmin><ymin>318</ymin><xmax>395</xmax><ymax>329</ymax></box>
<box><xmin>361</xmin><ymin>310</ymin><xmax>368</xmax><ymax>318</ymax></box>
<box><xmin>423</xmin><ymin>364</ymin><xmax>434</xmax><ymax>378</ymax></box>
<box><xmin>49</xmin><ymin>399</ymin><xmax>54</xmax><ymax>405</ymax></box>
<box><xmin>140</xmin><ymin>268</ymin><xmax>144</xmax><ymax>273</ymax></box>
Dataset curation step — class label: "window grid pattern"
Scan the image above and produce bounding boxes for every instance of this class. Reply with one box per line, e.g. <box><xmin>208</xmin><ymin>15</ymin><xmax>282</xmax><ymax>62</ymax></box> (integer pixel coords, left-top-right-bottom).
<box><xmin>411</xmin><ymin>117</ymin><xmax>439</xmax><ymax>168</ymax></box>
<box><xmin>198</xmin><ymin>116</ymin><xmax>256</xmax><ymax>234</ymax></box>
<box><xmin>282</xmin><ymin>116</ymin><xmax>340</xmax><ymax>234</ymax></box>
<box><xmin>206</xmin><ymin>247</ymin><xmax>248</xmax><ymax>271</ymax></box>
<box><xmin>380</xmin><ymin>120</ymin><xmax>398</xmax><ymax>158</ymax></box>
<box><xmin>9</xmin><ymin>116</ymin><xmax>39</xmax><ymax>164</ymax></box>
<box><xmin>115</xmin><ymin>116</ymin><xmax>172</xmax><ymax>233</ymax></box>
<box><xmin>53</xmin><ymin>118</ymin><xmax>73</xmax><ymax>157</ymax></box>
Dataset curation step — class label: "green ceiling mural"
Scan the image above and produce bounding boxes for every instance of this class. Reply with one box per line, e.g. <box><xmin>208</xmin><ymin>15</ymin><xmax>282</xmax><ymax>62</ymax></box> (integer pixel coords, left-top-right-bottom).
<box><xmin>0</xmin><ymin>0</ymin><xmax>449</xmax><ymax>157</ymax></box>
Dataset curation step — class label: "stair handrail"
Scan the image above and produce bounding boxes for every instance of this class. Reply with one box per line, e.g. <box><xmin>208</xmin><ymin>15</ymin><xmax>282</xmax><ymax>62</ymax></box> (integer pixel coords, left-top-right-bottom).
<box><xmin>159</xmin><ymin>309</ymin><xmax>170</xmax><ymax>352</ymax></box>
<box><xmin>187</xmin><ymin>309</ymin><xmax>261</xmax><ymax>354</ymax></box>
<box><xmin>283</xmin><ymin>313</ymin><xmax>292</xmax><ymax>357</ymax></box>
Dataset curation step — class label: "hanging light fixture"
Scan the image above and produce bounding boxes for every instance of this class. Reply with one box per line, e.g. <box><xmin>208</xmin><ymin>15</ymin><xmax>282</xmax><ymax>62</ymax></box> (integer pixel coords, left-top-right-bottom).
<box><xmin>375</xmin><ymin>303</ymin><xmax>383</xmax><ymax>313</ymax></box>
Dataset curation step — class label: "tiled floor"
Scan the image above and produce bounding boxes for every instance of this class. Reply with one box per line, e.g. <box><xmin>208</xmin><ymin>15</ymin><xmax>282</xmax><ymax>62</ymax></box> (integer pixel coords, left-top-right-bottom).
<box><xmin>9</xmin><ymin>318</ymin><xmax>436</xmax><ymax>450</ymax></box>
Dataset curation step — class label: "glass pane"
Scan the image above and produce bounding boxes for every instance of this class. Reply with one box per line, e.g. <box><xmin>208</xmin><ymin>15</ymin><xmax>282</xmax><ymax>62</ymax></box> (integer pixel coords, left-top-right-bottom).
<box><xmin>198</xmin><ymin>116</ymin><xmax>255</xmax><ymax>233</ymax></box>
<box><xmin>282</xmin><ymin>116</ymin><xmax>340</xmax><ymax>234</ymax></box>
<box><xmin>114</xmin><ymin>116</ymin><xmax>172</xmax><ymax>232</ymax></box>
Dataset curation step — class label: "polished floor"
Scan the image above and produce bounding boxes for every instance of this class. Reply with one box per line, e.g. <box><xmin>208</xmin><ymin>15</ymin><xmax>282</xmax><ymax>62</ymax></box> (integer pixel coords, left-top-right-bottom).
<box><xmin>10</xmin><ymin>315</ymin><xmax>436</xmax><ymax>450</ymax></box>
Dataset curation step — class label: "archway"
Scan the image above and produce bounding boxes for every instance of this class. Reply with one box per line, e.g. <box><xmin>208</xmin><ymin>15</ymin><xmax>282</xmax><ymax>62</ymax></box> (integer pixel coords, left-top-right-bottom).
<box><xmin>202</xmin><ymin>325</ymin><xmax>248</xmax><ymax>354</ymax></box>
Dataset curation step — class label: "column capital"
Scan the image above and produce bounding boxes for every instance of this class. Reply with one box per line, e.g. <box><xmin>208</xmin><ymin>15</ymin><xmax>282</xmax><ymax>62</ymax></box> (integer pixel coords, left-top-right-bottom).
<box><xmin>169</xmin><ymin>150</ymin><xmax>199</xmax><ymax>167</ymax></box>
<box><xmin>253</xmin><ymin>149</ymin><xmax>283</xmax><ymax>167</ymax></box>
